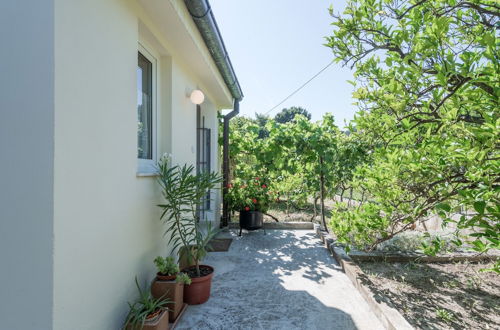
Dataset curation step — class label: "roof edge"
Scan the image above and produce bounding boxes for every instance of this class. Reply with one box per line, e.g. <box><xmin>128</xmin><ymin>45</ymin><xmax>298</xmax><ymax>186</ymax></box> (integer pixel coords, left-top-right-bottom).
<box><xmin>184</xmin><ymin>0</ymin><xmax>243</xmax><ymax>101</ymax></box>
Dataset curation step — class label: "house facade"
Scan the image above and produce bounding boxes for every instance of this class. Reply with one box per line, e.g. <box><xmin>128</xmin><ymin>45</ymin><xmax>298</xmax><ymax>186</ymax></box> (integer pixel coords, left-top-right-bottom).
<box><xmin>0</xmin><ymin>0</ymin><xmax>241</xmax><ymax>329</ymax></box>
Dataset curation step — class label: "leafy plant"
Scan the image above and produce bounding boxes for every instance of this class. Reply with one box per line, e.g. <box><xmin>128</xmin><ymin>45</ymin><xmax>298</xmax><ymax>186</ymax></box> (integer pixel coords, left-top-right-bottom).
<box><xmin>225</xmin><ymin>177</ymin><xmax>274</xmax><ymax>213</ymax></box>
<box><xmin>436</xmin><ymin>309</ymin><xmax>455</xmax><ymax>323</ymax></box>
<box><xmin>175</xmin><ymin>272</ymin><xmax>192</xmax><ymax>285</ymax></box>
<box><xmin>324</xmin><ymin>0</ymin><xmax>499</xmax><ymax>269</ymax></box>
<box><xmin>124</xmin><ymin>277</ymin><xmax>170</xmax><ymax>329</ymax></box>
<box><xmin>157</xmin><ymin>158</ymin><xmax>221</xmax><ymax>278</ymax></box>
<box><xmin>153</xmin><ymin>256</ymin><xmax>179</xmax><ymax>276</ymax></box>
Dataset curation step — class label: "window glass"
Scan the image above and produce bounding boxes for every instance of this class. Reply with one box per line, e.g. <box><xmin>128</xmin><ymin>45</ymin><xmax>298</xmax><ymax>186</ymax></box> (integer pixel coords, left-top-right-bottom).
<box><xmin>137</xmin><ymin>52</ymin><xmax>153</xmax><ymax>160</ymax></box>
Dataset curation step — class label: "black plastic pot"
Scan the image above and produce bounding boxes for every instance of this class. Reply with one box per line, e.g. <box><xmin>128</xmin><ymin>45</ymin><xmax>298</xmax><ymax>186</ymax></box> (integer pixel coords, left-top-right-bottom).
<box><xmin>239</xmin><ymin>210</ymin><xmax>263</xmax><ymax>231</ymax></box>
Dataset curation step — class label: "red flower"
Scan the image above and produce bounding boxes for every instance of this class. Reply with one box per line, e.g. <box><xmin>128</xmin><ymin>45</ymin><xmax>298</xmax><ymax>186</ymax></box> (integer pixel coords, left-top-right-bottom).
<box><xmin>226</xmin><ymin>183</ymin><xmax>233</xmax><ymax>188</ymax></box>
<box><xmin>255</xmin><ymin>177</ymin><xmax>260</xmax><ymax>180</ymax></box>
<box><xmin>252</xmin><ymin>198</ymin><xmax>257</xmax><ymax>204</ymax></box>
<box><xmin>261</xmin><ymin>184</ymin><xmax>267</xmax><ymax>188</ymax></box>
<box><xmin>244</xmin><ymin>206</ymin><xmax>250</xmax><ymax>211</ymax></box>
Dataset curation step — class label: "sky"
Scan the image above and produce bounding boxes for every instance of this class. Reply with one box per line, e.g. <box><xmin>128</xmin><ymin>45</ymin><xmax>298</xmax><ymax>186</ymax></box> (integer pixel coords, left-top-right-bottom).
<box><xmin>210</xmin><ymin>0</ymin><xmax>356</xmax><ymax>127</ymax></box>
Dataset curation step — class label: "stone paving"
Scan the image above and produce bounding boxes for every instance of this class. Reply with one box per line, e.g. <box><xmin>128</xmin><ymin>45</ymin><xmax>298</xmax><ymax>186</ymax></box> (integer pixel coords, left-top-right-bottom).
<box><xmin>176</xmin><ymin>229</ymin><xmax>384</xmax><ymax>330</ymax></box>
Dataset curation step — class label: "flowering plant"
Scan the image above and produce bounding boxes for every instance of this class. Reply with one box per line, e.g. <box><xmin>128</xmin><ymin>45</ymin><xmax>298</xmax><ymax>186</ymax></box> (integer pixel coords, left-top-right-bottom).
<box><xmin>225</xmin><ymin>177</ymin><xmax>274</xmax><ymax>213</ymax></box>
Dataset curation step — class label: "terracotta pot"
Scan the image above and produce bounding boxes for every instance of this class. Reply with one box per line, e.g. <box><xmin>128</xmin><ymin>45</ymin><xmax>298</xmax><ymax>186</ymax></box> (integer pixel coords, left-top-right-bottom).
<box><xmin>155</xmin><ymin>272</ymin><xmax>176</xmax><ymax>281</ymax></box>
<box><xmin>151</xmin><ymin>279</ymin><xmax>184</xmax><ymax>322</ymax></box>
<box><xmin>182</xmin><ymin>265</ymin><xmax>214</xmax><ymax>305</ymax></box>
<box><xmin>125</xmin><ymin>308</ymin><xmax>169</xmax><ymax>330</ymax></box>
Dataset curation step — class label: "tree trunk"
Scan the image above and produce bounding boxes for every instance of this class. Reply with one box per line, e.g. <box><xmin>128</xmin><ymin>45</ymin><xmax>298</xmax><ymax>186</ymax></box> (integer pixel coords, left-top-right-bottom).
<box><xmin>319</xmin><ymin>156</ymin><xmax>329</xmax><ymax>232</ymax></box>
<box><xmin>264</xmin><ymin>212</ymin><xmax>279</xmax><ymax>222</ymax></box>
<box><xmin>311</xmin><ymin>195</ymin><xmax>319</xmax><ymax>221</ymax></box>
<box><xmin>359</xmin><ymin>190</ymin><xmax>366</xmax><ymax>208</ymax></box>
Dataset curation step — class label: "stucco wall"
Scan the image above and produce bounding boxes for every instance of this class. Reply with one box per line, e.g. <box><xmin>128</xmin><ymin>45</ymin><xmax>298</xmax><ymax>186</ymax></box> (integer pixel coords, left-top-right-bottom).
<box><xmin>53</xmin><ymin>0</ymin><xmax>222</xmax><ymax>329</ymax></box>
<box><xmin>0</xmin><ymin>1</ymin><xmax>55</xmax><ymax>329</ymax></box>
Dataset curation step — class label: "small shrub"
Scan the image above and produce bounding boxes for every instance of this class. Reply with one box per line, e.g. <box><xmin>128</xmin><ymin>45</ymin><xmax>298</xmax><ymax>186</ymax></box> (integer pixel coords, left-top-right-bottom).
<box><xmin>154</xmin><ymin>256</ymin><xmax>179</xmax><ymax>276</ymax></box>
<box><xmin>175</xmin><ymin>272</ymin><xmax>192</xmax><ymax>285</ymax></box>
<box><xmin>125</xmin><ymin>277</ymin><xmax>170</xmax><ymax>329</ymax></box>
<box><xmin>436</xmin><ymin>309</ymin><xmax>454</xmax><ymax>323</ymax></box>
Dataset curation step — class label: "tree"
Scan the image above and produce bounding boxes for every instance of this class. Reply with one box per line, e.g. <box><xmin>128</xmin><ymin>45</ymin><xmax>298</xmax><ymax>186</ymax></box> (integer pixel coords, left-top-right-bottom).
<box><xmin>255</xmin><ymin>113</ymin><xmax>270</xmax><ymax>139</ymax></box>
<box><xmin>326</xmin><ymin>0</ymin><xmax>499</xmax><ymax>271</ymax></box>
<box><xmin>274</xmin><ymin>106</ymin><xmax>311</xmax><ymax>124</ymax></box>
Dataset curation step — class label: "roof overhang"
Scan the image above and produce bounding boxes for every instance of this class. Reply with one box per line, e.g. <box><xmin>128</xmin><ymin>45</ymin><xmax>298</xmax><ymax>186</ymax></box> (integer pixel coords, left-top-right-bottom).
<box><xmin>137</xmin><ymin>0</ymin><xmax>238</xmax><ymax>108</ymax></box>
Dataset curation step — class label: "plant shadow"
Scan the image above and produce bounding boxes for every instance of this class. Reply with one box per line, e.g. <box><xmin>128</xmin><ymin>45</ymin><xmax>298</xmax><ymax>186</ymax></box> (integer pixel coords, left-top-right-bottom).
<box><xmin>357</xmin><ymin>261</ymin><xmax>500</xmax><ymax>330</ymax></box>
<box><xmin>176</xmin><ymin>230</ymin><xmax>371</xmax><ymax>329</ymax></box>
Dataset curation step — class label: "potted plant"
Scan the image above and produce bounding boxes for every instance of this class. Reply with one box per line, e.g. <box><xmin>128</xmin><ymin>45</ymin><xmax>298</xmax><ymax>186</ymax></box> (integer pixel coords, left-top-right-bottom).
<box><xmin>124</xmin><ymin>277</ymin><xmax>170</xmax><ymax>330</ymax></box>
<box><xmin>157</xmin><ymin>158</ymin><xmax>221</xmax><ymax>305</ymax></box>
<box><xmin>154</xmin><ymin>256</ymin><xmax>179</xmax><ymax>281</ymax></box>
<box><xmin>151</xmin><ymin>257</ymin><xmax>191</xmax><ymax>322</ymax></box>
<box><xmin>225</xmin><ymin>177</ymin><xmax>274</xmax><ymax>234</ymax></box>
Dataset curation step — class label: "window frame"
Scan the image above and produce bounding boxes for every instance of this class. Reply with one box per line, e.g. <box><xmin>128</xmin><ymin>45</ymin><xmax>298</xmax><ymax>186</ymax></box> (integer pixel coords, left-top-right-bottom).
<box><xmin>137</xmin><ymin>42</ymin><xmax>158</xmax><ymax>174</ymax></box>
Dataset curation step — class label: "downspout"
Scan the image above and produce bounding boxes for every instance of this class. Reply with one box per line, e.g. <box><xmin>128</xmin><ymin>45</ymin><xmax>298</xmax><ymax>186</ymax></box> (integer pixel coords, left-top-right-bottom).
<box><xmin>222</xmin><ymin>99</ymin><xmax>239</xmax><ymax>227</ymax></box>
<box><xmin>184</xmin><ymin>0</ymin><xmax>243</xmax><ymax>228</ymax></box>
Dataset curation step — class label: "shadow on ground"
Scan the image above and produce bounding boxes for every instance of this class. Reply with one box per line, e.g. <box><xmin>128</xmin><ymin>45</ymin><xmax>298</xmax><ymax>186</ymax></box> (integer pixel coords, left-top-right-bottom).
<box><xmin>176</xmin><ymin>230</ymin><xmax>382</xmax><ymax>330</ymax></box>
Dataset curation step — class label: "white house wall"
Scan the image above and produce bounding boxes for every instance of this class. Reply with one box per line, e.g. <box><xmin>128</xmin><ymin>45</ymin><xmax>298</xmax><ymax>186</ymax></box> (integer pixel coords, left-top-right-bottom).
<box><xmin>53</xmin><ymin>0</ymin><xmax>223</xmax><ymax>329</ymax></box>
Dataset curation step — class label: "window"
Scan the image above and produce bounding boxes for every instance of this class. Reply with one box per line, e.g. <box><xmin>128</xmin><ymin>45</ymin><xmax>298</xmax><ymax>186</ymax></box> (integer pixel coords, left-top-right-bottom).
<box><xmin>197</xmin><ymin>106</ymin><xmax>211</xmax><ymax>220</ymax></box>
<box><xmin>137</xmin><ymin>45</ymin><xmax>157</xmax><ymax>172</ymax></box>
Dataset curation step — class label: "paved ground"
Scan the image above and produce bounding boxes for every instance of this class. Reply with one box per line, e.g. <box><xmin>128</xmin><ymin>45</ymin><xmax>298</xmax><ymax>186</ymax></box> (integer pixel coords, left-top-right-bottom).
<box><xmin>176</xmin><ymin>229</ymin><xmax>384</xmax><ymax>330</ymax></box>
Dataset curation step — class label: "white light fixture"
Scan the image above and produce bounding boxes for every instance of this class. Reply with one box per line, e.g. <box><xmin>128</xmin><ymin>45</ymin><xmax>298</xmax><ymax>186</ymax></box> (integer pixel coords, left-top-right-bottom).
<box><xmin>190</xmin><ymin>89</ymin><xmax>205</xmax><ymax>105</ymax></box>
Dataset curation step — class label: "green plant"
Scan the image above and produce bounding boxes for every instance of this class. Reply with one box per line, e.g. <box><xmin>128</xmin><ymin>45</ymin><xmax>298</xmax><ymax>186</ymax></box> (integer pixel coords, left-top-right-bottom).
<box><xmin>436</xmin><ymin>309</ymin><xmax>454</xmax><ymax>323</ymax></box>
<box><xmin>157</xmin><ymin>159</ymin><xmax>221</xmax><ymax>278</ymax></box>
<box><xmin>225</xmin><ymin>177</ymin><xmax>274</xmax><ymax>213</ymax></box>
<box><xmin>124</xmin><ymin>277</ymin><xmax>170</xmax><ymax>329</ymax></box>
<box><xmin>175</xmin><ymin>272</ymin><xmax>192</xmax><ymax>285</ymax></box>
<box><xmin>324</xmin><ymin>0</ymin><xmax>499</xmax><ymax>268</ymax></box>
<box><xmin>153</xmin><ymin>256</ymin><xmax>179</xmax><ymax>276</ymax></box>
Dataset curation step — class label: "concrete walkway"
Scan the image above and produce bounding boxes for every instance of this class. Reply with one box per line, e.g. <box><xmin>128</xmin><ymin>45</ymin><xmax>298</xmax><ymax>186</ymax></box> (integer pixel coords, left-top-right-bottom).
<box><xmin>176</xmin><ymin>229</ymin><xmax>384</xmax><ymax>330</ymax></box>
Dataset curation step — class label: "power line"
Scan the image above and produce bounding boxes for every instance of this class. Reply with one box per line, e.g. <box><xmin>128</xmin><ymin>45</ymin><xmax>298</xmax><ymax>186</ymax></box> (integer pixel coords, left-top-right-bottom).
<box><xmin>263</xmin><ymin>60</ymin><xmax>335</xmax><ymax>115</ymax></box>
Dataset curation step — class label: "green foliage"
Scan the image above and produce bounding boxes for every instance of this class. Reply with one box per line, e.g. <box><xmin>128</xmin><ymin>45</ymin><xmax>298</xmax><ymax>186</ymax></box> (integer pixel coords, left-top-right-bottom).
<box><xmin>325</xmin><ymin>0</ymin><xmax>499</xmax><ymax>270</ymax></box>
<box><xmin>225</xmin><ymin>177</ymin><xmax>274</xmax><ymax>213</ymax></box>
<box><xmin>376</xmin><ymin>231</ymin><xmax>459</xmax><ymax>254</ymax></box>
<box><xmin>255</xmin><ymin>113</ymin><xmax>271</xmax><ymax>139</ymax></box>
<box><xmin>274</xmin><ymin>106</ymin><xmax>311</xmax><ymax>124</ymax></box>
<box><xmin>436</xmin><ymin>309</ymin><xmax>455</xmax><ymax>323</ymax></box>
<box><xmin>124</xmin><ymin>277</ymin><xmax>170</xmax><ymax>329</ymax></box>
<box><xmin>157</xmin><ymin>158</ymin><xmax>221</xmax><ymax>277</ymax></box>
<box><xmin>153</xmin><ymin>256</ymin><xmax>179</xmax><ymax>276</ymax></box>
<box><xmin>224</xmin><ymin>0</ymin><xmax>499</xmax><ymax>274</ymax></box>
<box><xmin>175</xmin><ymin>272</ymin><xmax>192</xmax><ymax>285</ymax></box>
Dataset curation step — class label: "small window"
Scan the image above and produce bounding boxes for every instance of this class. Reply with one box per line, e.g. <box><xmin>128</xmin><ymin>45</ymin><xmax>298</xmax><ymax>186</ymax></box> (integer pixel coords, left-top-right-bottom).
<box><xmin>137</xmin><ymin>46</ymin><xmax>156</xmax><ymax>172</ymax></box>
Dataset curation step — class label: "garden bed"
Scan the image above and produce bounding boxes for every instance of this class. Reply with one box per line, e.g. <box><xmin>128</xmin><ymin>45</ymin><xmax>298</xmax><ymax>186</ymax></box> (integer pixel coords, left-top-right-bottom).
<box><xmin>315</xmin><ymin>226</ymin><xmax>500</xmax><ymax>329</ymax></box>
<box><xmin>358</xmin><ymin>261</ymin><xmax>500</xmax><ymax>329</ymax></box>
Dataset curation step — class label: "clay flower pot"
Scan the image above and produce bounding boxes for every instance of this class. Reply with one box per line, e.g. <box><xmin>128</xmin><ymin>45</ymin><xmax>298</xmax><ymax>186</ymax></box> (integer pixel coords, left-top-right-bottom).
<box><xmin>125</xmin><ymin>308</ymin><xmax>169</xmax><ymax>330</ymax></box>
<box><xmin>151</xmin><ymin>280</ymin><xmax>184</xmax><ymax>322</ymax></box>
<box><xmin>155</xmin><ymin>272</ymin><xmax>176</xmax><ymax>281</ymax></box>
<box><xmin>182</xmin><ymin>265</ymin><xmax>214</xmax><ymax>305</ymax></box>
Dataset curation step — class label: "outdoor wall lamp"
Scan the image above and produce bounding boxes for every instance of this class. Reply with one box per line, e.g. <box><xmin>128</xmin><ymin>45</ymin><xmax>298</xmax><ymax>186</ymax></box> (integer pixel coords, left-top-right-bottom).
<box><xmin>190</xmin><ymin>89</ymin><xmax>205</xmax><ymax>105</ymax></box>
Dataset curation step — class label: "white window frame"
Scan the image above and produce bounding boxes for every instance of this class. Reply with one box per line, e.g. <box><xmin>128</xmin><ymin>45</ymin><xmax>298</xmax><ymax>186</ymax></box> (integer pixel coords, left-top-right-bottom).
<box><xmin>137</xmin><ymin>42</ymin><xmax>158</xmax><ymax>174</ymax></box>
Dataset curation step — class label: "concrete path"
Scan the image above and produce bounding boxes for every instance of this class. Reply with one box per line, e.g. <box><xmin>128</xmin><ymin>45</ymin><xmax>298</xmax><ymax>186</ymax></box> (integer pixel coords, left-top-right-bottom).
<box><xmin>176</xmin><ymin>229</ymin><xmax>384</xmax><ymax>330</ymax></box>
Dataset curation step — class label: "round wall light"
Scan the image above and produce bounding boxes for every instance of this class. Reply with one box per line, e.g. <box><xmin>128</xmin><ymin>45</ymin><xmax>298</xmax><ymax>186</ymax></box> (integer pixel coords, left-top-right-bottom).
<box><xmin>190</xmin><ymin>89</ymin><xmax>205</xmax><ymax>105</ymax></box>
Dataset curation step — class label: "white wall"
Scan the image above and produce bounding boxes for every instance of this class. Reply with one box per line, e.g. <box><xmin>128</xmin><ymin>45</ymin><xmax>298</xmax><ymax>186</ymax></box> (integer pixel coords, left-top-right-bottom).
<box><xmin>53</xmin><ymin>0</ymin><xmax>223</xmax><ymax>328</ymax></box>
<box><xmin>0</xmin><ymin>1</ymin><xmax>55</xmax><ymax>329</ymax></box>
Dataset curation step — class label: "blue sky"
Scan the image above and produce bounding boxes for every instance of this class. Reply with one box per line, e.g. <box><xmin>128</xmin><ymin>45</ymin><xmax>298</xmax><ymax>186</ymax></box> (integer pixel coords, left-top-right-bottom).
<box><xmin>210</xmin><ymin>0</ymin><xmax>355</xmax><ymax>127</ymax></box>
